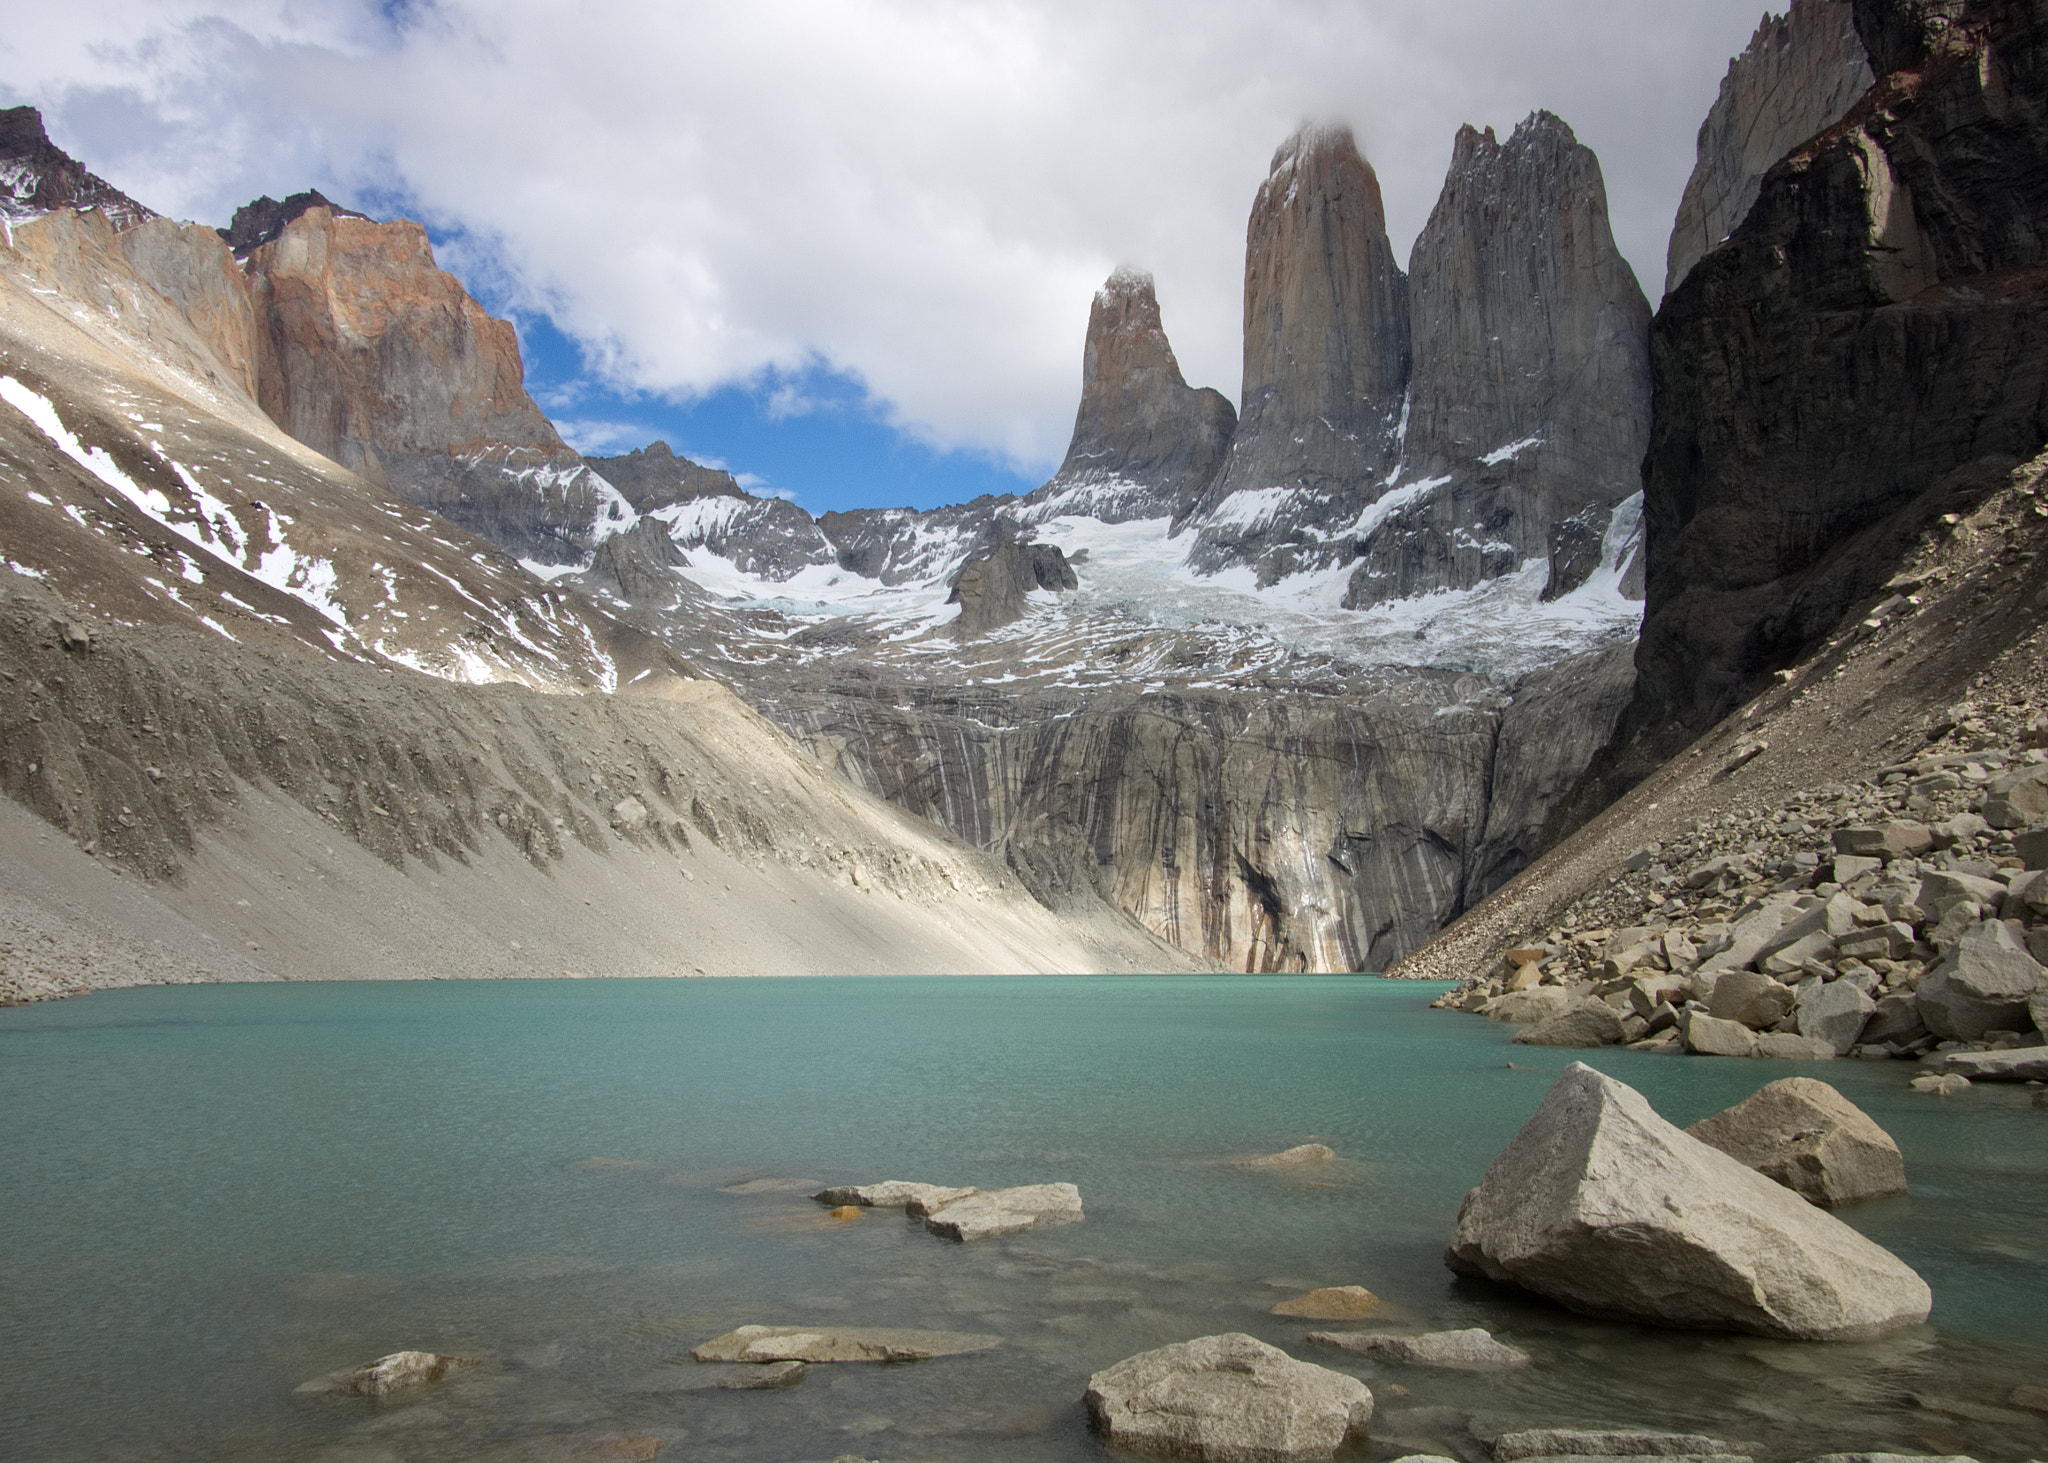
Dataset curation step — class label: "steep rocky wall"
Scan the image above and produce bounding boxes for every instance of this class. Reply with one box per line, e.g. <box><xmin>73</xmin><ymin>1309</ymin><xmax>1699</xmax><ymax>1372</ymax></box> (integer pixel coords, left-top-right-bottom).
<box><xmin>1359</xmin><ymin>114</ymin><xmax>1652</xmax><ymax>608</ymax></box>
<box><xmin>1588</xmin><ymin>0</ymin><xmax>2048</xmax><ymax>805</ymax></box>
<box><xmin>241</xmin><ymin>206</ymin><xmax>628</xmax><ymax>564</ymax></box>
<box><xmin>585</xmin><ymin>439</ymin><xmax>745</xmax><ymax>510</ymax></box>
<box><xmin>1665</xmin><ymin>0</ymin><xmax>1875</xmax><ymax>297</ymax></box>
<box><xmin>1031</xmin><ymin>269</ymin><xmax>1236</xmax><ymax>524</ymax></box>
<box><xmin>1181</xmin><ymin>125</ymin><xmax>1410</xmax><ymax>579</ymax></box>
<box><xmin>761</xmin><ymin>647</ymin><xmax>1634</xmax><ymax>972</ymax></box>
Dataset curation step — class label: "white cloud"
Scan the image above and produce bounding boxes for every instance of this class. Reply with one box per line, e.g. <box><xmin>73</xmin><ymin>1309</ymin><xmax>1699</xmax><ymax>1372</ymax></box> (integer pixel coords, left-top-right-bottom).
<box><xmin>4</xmin><ymin>0</ymin><xmax>1778</xmax><ymax>478</ymax></box>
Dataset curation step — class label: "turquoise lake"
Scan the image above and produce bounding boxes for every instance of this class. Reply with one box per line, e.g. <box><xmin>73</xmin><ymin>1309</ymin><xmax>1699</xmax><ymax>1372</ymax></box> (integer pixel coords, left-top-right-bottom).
<box><xmin>2</xmin><ymin>975</ymin><xmax>2045</xmax><ymax>1463</ymax></box>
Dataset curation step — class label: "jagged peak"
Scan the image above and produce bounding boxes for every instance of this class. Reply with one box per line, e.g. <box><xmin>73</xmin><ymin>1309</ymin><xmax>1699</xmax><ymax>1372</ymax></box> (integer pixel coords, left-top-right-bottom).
<box><xmin>1260</xmin><ymin>120</ymin><xmax>1387</xmax><ymax>228</ymax></box>
<box><xmin>0</xmin><ymin>105</ymin><xmax>157</xmax><ymax>231</ymax></box>
<box><xmin>219</xmin><ymin>189</ymin><xmax>371</xmax><ymax>258</ymax></box>
<box><xmin>1096</xmin><ymin>265</ymin><xmax>1155</xmax><ymax>306</ymax></box>
<box><xmin>1449</xmin><ymin>111</ymin><xmax>1585</xmax><ymax>174</ymax></box>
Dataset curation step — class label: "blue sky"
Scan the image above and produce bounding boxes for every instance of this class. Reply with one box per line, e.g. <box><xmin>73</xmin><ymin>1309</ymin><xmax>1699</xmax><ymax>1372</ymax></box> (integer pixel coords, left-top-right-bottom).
<box><xmin>508</xmin><ymin>308</ymin><xmax>1042</xmax><ymax>516</ymax></box>
<box><xmin>8</xmin><ymin>1</ymin><xmax>1781</xmax><ymax>520</ymax></box>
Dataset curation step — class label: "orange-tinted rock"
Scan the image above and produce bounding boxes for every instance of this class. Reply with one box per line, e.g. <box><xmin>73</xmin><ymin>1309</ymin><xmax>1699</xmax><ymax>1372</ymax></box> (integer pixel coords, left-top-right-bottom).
<box><xmin>246</xmin><ymin>206</ymin><xmax>563</xmax><ymax>484</ymax></box>
<box><xmin>1271</xmin><ymin>1286</ymin><xmax>1384</xmax><ymax>1320</ymax></box>
<box><xmin>828</xmin><ymin>1205</ymin><xmax>863</xmax><ymax>1220</ymax></box>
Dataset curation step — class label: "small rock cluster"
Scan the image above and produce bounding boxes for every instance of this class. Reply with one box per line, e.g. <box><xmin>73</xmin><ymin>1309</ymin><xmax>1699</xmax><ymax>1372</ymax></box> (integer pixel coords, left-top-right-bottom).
<box><xmin>1436</xmin><ymin>719</ymin><xmax>2048</xmax><ymax>1071</ymax></box>
<box><xmin>810</xmin><ymin>1178</ymin><xmax>1084</xmax><ymax>1241</ymax></box>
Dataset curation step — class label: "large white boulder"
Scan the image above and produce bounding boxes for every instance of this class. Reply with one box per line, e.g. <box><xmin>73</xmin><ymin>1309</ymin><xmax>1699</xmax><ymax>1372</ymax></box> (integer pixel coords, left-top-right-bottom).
<box><xmin>1444</xmin><ymin>1063</ymin><xmax>1930</xmax><ymax>1339</ymax></box>
<box><xmin>1685</xmin><ymin>1078</ymin><xmax>1906</xmax><ymax>1207</ymax></box>
<box><xmin>1916</xmin><ymin>921</ymin><xmax>2048</xmax><ymax>1040</ymax></box>
<box><xmin>1084</xmin><ymin>1333</ymin><xmax>1373</xmax><ymax>1463</ymax></box>
<box><xmin>922</xmin><ymin>1182</ymin><xmax>1083</xmax><ymax>1240</ymax></box>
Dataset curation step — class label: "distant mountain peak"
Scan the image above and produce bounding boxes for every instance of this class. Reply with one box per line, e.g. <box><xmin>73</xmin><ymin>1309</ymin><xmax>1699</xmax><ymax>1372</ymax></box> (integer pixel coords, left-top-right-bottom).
<box><xmin>218</xmin><ymin>190</ymin><xmax>370</xmax><ymax>258</ymax></box>
<box><xmin>0</xmin><ymin>105</ymin><xmax>156</xmax><ymax>231</ymax></box>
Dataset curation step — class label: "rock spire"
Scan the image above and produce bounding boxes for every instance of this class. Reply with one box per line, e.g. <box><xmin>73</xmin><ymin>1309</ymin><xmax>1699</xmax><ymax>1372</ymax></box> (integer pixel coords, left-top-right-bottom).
<box><xmin>1181</xmin><ymin>124</ymin><xmax>1410</xmax><ymax>578</ymax></box>
<box><xmin>1028</xmin><ymin>268</ymin><xmax>1235</xmax><ymax>524</ymax></box>
<box><xmin>1350</xmin><ymin>111</ymin><xmax>1651</xmax><ymax>607</ymax></box>
<box><xmin>1664</xmin><ymin>0</ymin><xmax>1873</xmax><ymax>296</ymax></box>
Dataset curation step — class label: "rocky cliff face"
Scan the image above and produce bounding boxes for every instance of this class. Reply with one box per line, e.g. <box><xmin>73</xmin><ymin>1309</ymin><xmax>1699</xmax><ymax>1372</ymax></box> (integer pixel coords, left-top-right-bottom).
<box><xmin>1351</xmin><ymin>112</ymin><xmax>1653</xmax><ymax>610</ymax></box>
<box><xmin>1664</xmin><ymin>1</ymin><xmax>1875</xmax><ymax>297</ymax></box>
<box><xmin>947</xmin><ymin>534</ymin><xmax>1078</xmax><ymax>638</ymax></box>
<box><xmin>1030</xmin><ymin>269</ymin><xmax>1236</xmax><ymax>523</ymax></box>
<box><xmin>1590</xmin><ymin>0</ymin><xmax>2048</xmax><ymax>800</ymax></box>
<box><xmin>219</xmin><ymin>190</ymin><xmax>368</xmax><ymax>258</ymax></box>
<box><xmin>241</xmin><ymin>204</ymin><xmax>628</xmax><ymax>563</ymax></box>
<box><xmin>584</xmin><ymin>439</ymin><xmax>744</xmax><ymax>510</ymax></box>
<box><xmin>1181</xmin><ymin>125</ymin><xmax>1411</xmax><ymax>581</ymax></box>
<box><xmin>757</xmin><ymin>645</ymin><xmax>1635</xmax><ymax>971</ymax></box>
<box><xmin>0</xmin><ymin>107</ymin><xmax>155</xmax><ymax>231</ymax></box>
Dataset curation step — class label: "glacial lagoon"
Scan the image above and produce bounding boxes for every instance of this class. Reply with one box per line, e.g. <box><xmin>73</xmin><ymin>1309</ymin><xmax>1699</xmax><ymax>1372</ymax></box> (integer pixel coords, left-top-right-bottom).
<box><xmin>2</xmin><ymin>976</ymin><xmax>2045</xmax><ymax>1462</ymax></box>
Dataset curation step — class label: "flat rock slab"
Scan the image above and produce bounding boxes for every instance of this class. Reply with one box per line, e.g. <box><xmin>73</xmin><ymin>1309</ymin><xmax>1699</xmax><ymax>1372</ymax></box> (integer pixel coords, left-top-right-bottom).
<box><xmin>1271</xmin><ymin>1285</ymin><xmax>1383</xmax><ymax>1320</ymax></box>
<box><xmin>811</xmin><ymin>1180</ymin><xmax>978</xmax><ymax>1212</ymax></box>
<box><xmin>1922</xmin><ymin>1047</ymin><xmax>2048</xmax><ymax>1081</ymax></box>
<box><xmin>1085</xmin><ymin>1332</ymin><xmax>1373</xmax><ymax>1463</ymax></box>
<box><xmin>1238</xmin><ymin>1144</ymin><xmax>1339</xmax><ymax>1167</ymax></box>
<box><xmin>1307</xmin><ymin>1328</ymin><xmax>1528</xmax><ymax>1369</ymax></box>
<box><xmin>923</xmin><ymin>1182</ymin><xmax>1083</xmax><ymax>1241</ymax></box>
<box><xmin>716</xmin><ymin>1359</ymin><xmax>806</xmax><ymax>1389</ymax></box>
<box><xmin>1445</xmin><ymin>1063</ymin><xmax>1931</xmax><ymax>1339</ymax></box>
<box><xmin>296</xmin><ymin>1350</ymin><xmax>479</xmax><ymax>1396</ymax></box>
<box><xmin>690</xmin><ymin>1325</ymin><xmax>1000</xmax><ymax>1363</ymax></box>
<box><xmin>1494</xmin><ymin>1431</ymin><xmax>1745</xmax><ymax>1461</ymax></box>
<box><xmin>1798</xmin><ymin>1456</ymin><xmax>1981</xmax><ymax>1463</ymax></box>
<box><xmin>1686</xmin><ymin>1077</ymin><xmax>1907</xmax><ymax>1207</ymax></box>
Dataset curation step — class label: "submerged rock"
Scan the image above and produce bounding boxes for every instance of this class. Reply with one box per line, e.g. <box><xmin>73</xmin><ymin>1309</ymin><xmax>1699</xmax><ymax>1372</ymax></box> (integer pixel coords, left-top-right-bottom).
<box><xmin>1307</xmin><ymin>1328</ymin><xmax>1528</xmax><ymax>1369</ymax></box>
<box><xmin>811</xmin><ymin>1180</ymin><xmax>978</xmax><ymax>1212</ymax></box>
<box><xmin>1084</xmin><ymin>1333</ymin><xmax>1374</xmax><ymax>1463</ymax></box>
<box><xmin>1493</xmin><ymin>1428</ymin><xmax>1746</xmax><ymax>1461</ymax></box>
<box><xmin>1270</xmin><ymin>1286</ymin><xmax>1383</xmax><ymax>1320</ymax></box>
<box><xmin>1685</xmin><ymin>1078</ymin><xmax>1907</xmax><ymax>1207</ymax></box>
<box><xmin>296</xmin><ymin>1350</ymin><xmax>479</xmax><ymax>1397</ymax></box>
<box><xmin>690</xmin><ymin>1325</ymin><xmax>999</xmax><ymax>1363</ymax></box>
<box><xmin>1240</xmin><ymin>1143</ymin><xmax>1339</xmax><ymax>1167</ymax></box>
<box><xmin>1920</xmin><ymin>1047</ymin><xmax>2048</xmax><ymax>1081</ymax></box>
<box><xmin>923</xmin><ymin>1182</ymin><xmax>1084</xmax><ymax>1241</ymax></box>
<box><xmin>716</xmin><ymin>1360</ymin><xmax>806</xmax><ymax>1389</ymax></box>
<box><xmin>1444</xmin><ymin>1063</ymin><xmax>1931</xmax><ymax>1338</ymax></box>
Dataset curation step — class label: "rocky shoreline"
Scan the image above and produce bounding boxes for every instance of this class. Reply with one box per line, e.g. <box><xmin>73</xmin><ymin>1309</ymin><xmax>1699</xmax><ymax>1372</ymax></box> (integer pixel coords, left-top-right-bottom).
<box><xmin>1430</xmin><ymin>702</ymin><xmax>2048</xmax><ymax>1075</ymax></box>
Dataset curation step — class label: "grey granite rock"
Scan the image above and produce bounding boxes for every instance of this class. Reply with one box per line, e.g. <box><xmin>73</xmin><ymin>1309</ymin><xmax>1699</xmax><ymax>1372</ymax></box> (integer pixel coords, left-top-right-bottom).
<box><xmin>922</xmin><ymin>1182</ymin><xmax>1083</xmax><ymax>1241</ymax></box>
<box><xmin>1686</xmin><ymin>1077</ymin><xmax>1907</xmax><ymax>1206</ymax></box>
<box><xmin>690</xmin><ymin>1325</ymin><xmax>999</xmax><ymax>1363</ymax></box>
<box><xmin>1663</xmin><ymin>0</ymin><xmax>1873</xmax><ymax>295</ymax></box>
<box><xmin>1028</xmin><ymin>269</ymin><xmax>1236</xmax><ymax>525</ymax></box>
<box><xmin>1494</xmin><ymin>1430</ymin><xmax>1744</xmax><ymax>1462</ymax></box>
<box><xmin>296</xmin><ymin>1349</ymin><xmax>479</xmax><ymax>1396</ymax></box>
<box><xmin>1084</xmin><ymin>1332</ymin><xmax>1374</xmax><ymax>1463</ymax></box>
<box><xmin>811</xmin><ymin>1181</ymin><xmax>978</xmax><ymax>1211</ymax></box>
<box><xmin>1307</xmin><ymin>1327</ymin><xmax>1529</xmax><ymax>1369</ymax></box>
<box><xmin>1513</xmin><ymin>998</ymin><xmax>1626</xmax><ymax>1048</ymax></box>
<box><xmin>1796</xmin><ymin>980</ymin><xmax>1878</xmax><ymax>1056</ymax></box>
<box><xmin>1445</xmin><ymin>1063</ymin><xmax>1931</xmax><ymax>1338</ymax></box>
<box><xmin>1916</xmin><ymin>920</ymin><xmax>2048</xmax><ymax>1041</ymax></box>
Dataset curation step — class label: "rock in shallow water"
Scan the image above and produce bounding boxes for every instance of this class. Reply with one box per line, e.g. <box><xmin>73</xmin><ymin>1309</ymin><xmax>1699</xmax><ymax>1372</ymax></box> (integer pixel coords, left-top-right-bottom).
<box><xmin>1307</xmin><ymin>1327</ymin><xmax>1528</xmax><ymax>1369</ymax></box>
<box><xmin>923</xmin><ymin>1182</ymin><xmax>1083</xmax><ymax>1240</ymax></box>
<box><xmin>1444</xmin><ymin>1063</ymin><xmax>1930</xmax><ymax>1339</ymax></box>
<box><xmin>1270</xmin><ymin>1285</ymin><xmax>1383</xmax><ymax>1320</ymax></box>
<box><xmin>1239</xmin><ymin>1143</ymin><xmax>1339</xmax><ymax>1167</ymax></box>
<box><xmin>716</xmin><ymin>1359</ymin><xmax>805</xmax><ymax>1389</ymax></box>
<box><xmin>1513</xmin><ymin>999</ymin><xmax>1625</xmax><ymax>1048</ymax></box>
<box><xmin>296</xmin><ymin>1349</ymin><xmax>479</xmax><ymax>1396</ymax></box>
<box><xmin>1084</xmin><ymin>1333</ymin><xmax>1373</xmax><ymax>1463</ymax></box>
<box><xmin>1685</xmin><ymin>1077</ymin><xmax>1907</xmax><ymax>1208</ymax></box>
<box><xmin>810</xmin><ymin>1180</ymin><xmax>978</xmax><ymax>1211</ymax></box>
<box><xmin>1492</xmin><ymin>1429</ymin><xmax>1745</xmax><ymax>1461</ymax></box>
<box><xmin>690</xmin><ymin>1325</ymin><xmax>999</xmax><ymax>1363</ymax></box>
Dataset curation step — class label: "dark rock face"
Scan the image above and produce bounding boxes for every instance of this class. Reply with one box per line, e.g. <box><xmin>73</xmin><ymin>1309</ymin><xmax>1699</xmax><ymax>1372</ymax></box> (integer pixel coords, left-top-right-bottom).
<box><xmin>218</xmin><ymin>190</ymin><xmax>369</xmax><ymax>259</ymax></box>
<box><xmin>760</xmin><ymin>646</ymin><xmax>1635</xmax><ymax>972</ymax></box>
<box><xmin>818</xmin><ymin>496</ymin><xmax>1012</xmax><ymax>584</ymax></box>
<box><xmin>947</xmin><ymin>536</ymin><xmax>1078</xmax><ymax>638</ymax></box>
<box><xmin>1027</xmin><ymin>269</ymin><xmax>1235</xmax><ymax>524</ymax></box>
<box><xmin>1359</xmin><ymin>114</ymin><xmax>1652</xmax><ymax>608</ymax></box>
<box><xmin>584</xmin><ymin>519</ymin><xmax>700</xmax><ymax>608</ymax></box>
<box><xmin>1664</xmin><ymin>1</ymin><xmax>1874</xmax><ymax>297</ymax></box>
<box><xmin>584</xmin><ymin>440</ymin><xmax>743</xmax><ymax>511</ymax></box>
<box><xmin>0</xmin><ymin>107</ymin><xmax>156</xmax><ymax>231</ymax></box>
<box><xmin>1596</xmin><ymin>0</ymin><xmax>2048</xmax><ymax>792</ymax></box>
<box><xmin>1181</xmin><ymin>125</ymin><xmax>1411</xmax><ymax>581</ymax></box>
